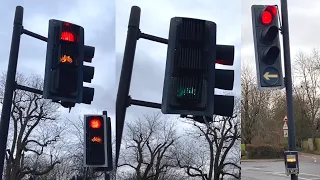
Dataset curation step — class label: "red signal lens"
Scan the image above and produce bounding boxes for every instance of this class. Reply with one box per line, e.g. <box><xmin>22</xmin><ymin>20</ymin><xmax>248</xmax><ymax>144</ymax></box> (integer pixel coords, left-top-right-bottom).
<box><xmin>261</xmin><ymin>10</ymin><xmax>273</xmax><ymax>25</ymax></box>
<box><xmin>61</xmin><ymin>31</ymin><xmax>75</xmax><ymax>42</ymax></box>
<box><xmin>261</xmin><ymin>6</ymin><xmax>277</xmax><ymax>25</ymax></box>
<box><xmin>90</xmin><ymin>119</ymin><xmax>101</xmax><ymax>129</ymax></box>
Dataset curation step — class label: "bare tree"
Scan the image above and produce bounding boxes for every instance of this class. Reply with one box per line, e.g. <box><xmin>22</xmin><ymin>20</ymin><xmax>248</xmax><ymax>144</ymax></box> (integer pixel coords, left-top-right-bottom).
<box><xmin>241</xmin><ymin>64</ymin><xmax>272</xmax><ymax>144</ymax></box>
<box><xmin>294</xmin><ymin>49</ymin><xmax>320</xmax><ymax>150</ymax></box>
<box><xmin>0</xmin><ymin>73</ymin><xmax>62</xmax><ymax>180</ymax></box>
<box><xmin>117</xmin><ymin>112</ymin><xmax>180</xmax><ymax>180</ymax></box>
<box><xmin>175</xmin><ymin>98</ymin><xmax>241</xmax><ymax>180</ymax></box>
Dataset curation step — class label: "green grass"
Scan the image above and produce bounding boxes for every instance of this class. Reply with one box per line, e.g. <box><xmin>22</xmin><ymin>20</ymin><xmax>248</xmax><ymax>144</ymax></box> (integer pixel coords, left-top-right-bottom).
<box><xmin>241</xmin><ymin>144</ymin><xmax>246</xmax><ymax>152</ymax></box>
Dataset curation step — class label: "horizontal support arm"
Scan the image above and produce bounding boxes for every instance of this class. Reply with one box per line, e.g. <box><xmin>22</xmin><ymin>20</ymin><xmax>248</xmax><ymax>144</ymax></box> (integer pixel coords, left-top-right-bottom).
<box><xmin>15</xmin><ymin>83</ymin><xmax>43</xmax><ymax>95</ymax></box>
<box><xmin>22</xmin><ymin>28</ymin><xmax>48</xmax><ymax>42</ymax></box>
<box><xmin>139</xmin><ymin>32</ymin><xmax>168</xmax><ymax>44</ymax></box>
<box><xmin>128</xmin><ymin>96</ymin><xmax>161</xmax><ymax>109</ymax></box>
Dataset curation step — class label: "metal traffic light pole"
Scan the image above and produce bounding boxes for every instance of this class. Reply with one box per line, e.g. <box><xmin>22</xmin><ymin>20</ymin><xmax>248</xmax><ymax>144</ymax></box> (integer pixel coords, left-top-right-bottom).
<box><xmin>280</xmin><ymin>0</ymin><xmax>298</xmax><ymax>179</ymax></box>
<box><xmin>0</xmin><ymin>6</ymin><xmax>24</xmax><ymax>179</ymax></box>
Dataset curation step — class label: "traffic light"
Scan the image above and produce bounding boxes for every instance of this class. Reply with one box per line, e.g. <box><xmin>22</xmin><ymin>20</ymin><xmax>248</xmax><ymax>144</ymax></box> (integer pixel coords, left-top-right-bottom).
<box><xmin>43</xmin><ymin>19</ymin><xmax>84</xmax><ymax>103</ymax></box>
<box><xmin>251</xmin><ymin>5</ymin><xmax>284</xmax><ymax>89</ymax></box>
<box><xmin>84</xmin><ymin>115</ymin><xmax>107</xmax><ymax>167</ymax></box>
<box><xmin>43</xmin><ymin>19</ymin><xmax>95</xmax><ymax>106</ymax></box>
<box><xmin>161</xmin><ymin>17</ymin><xmax>216</xmax><ymax>116</ymax></box>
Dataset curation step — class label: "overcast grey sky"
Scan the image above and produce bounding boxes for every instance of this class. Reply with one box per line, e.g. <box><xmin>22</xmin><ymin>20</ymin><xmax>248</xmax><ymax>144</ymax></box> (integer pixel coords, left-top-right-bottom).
<box><xmin>242</xmin><ymin>0</ymin><xmax>320</xmax><ymax>74</ymax></box>
<box><xmin>0</xmin><ymin>0</ymin><xmax>116</xmax><ymax>127</ymax></box>
<box><xmin>116</xmin><ymin>0</ymin><xmax>241</xmax><ymax>125</ymax></box>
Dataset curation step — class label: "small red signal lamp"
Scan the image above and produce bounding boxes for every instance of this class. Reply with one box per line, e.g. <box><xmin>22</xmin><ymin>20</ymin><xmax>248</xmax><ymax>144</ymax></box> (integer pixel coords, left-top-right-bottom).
<box><xmin>90</xmin><ymin>118</ymin><xmax>102</xmax><ymax>129</ymax></box>
<box><xmin>261</xmin><ymin>6</ymin><xmax>277</xmax><ymax>25</ymax></box>
<box><xmin>61</xmin><ymin>31</ymin><xmax>75</xmax><ymax>42</ymax></box>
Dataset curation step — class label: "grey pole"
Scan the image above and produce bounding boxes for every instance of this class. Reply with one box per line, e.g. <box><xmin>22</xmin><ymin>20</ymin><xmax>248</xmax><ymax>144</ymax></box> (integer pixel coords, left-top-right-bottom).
<box><xmin>0</xmin><ymin>6</ymin><xmax>24</xmax><ymax>179</ymax></box>
<box><xmin>280</xmin><ymin>0</ymin><xmax>298</xmax><ymax>179</ymax></box>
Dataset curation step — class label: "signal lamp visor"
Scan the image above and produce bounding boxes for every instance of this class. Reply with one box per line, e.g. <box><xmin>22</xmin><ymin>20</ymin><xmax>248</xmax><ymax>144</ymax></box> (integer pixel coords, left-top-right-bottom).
<box><xmin>90</xmin><ymin>119</ymin><xmax>102</xmax><ymax>129</ymax></box>
<box><xmin>265</xmin><ymin>6</ymin><xmax>277</xmax><ymax>16</ymax></box>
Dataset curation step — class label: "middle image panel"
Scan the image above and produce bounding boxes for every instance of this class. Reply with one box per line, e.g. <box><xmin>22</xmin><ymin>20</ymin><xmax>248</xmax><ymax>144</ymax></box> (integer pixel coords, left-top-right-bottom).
<box><xmin>115</xmin><ymin>0</ymin><xmax>241</xmax><ymax>179</ymax></box>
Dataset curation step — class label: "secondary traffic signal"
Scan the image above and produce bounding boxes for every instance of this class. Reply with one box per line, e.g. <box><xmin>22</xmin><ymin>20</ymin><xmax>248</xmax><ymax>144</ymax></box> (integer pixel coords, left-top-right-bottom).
<box><xmin>43</xmin><ymin>19</ymin><xmax>95</xmax><ymax>106</ymax></box>
<box><xmin>251</xmin><ymin>5</ymin><xmax>284</xmax><ymax>89</ymax></box>
<box><xmin>186</xmin><ymin>45</ymin><xmax>235</xmax><ymax>124</ymax></box>
<box><xmin>82</xmin><ymin>45</ymin><xmax>95</xmax><ymax>105</ymax></box>
<box><xmin>43</xmin><ymin>20</ymin><xmax>84</xmax><ymax>103</ymax></box>
<box><xmin>84</xmin><ymin>115</ymin><xmax>107</xmax><ymax>167</ymax></box>
<box><xmin>214</xmin><ymin>45</ymin><xmax>235</xmax><ymax>117</ymax></box>
<box><xmin>161</xmin><ymin>17</ymin><xmax>216</xmax><ymax>116</ymax></box>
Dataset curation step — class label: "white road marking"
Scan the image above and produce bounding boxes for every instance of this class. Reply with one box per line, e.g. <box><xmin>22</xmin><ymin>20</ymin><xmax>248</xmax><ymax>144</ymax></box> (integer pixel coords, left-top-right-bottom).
<box><xmin>298</xmin><ymin>173</ymin><xmax>320</xmax><ymax>178</ymax></box>
<box><xmin>301</xmin><ymin>154</ymin><xmax>317</xmax><ymax>163</ymax></box>
<box><xmin>266</xmin><ymin>172</ymin><xmax>310</xmax><ymax>180</ymax></box>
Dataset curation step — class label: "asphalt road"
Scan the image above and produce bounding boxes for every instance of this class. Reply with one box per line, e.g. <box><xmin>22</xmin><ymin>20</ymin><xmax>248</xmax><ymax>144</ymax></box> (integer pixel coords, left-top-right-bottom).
<box><xmin>242</xmin><ymin>153</ymin><xmax>320</xmax><ymax>180</ymax></box>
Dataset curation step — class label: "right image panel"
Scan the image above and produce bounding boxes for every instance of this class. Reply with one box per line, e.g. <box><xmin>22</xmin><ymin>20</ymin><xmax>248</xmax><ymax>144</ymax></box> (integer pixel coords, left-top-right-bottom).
<box><xmin>241</xmin><ymin>0</ymin><xmax>320</xmax><ymax>179</ymax></box>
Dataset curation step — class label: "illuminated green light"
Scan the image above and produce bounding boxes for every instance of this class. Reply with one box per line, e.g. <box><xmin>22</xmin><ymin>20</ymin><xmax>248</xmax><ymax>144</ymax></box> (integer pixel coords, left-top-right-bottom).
<box><xmin>177</xmin><ymin>87</ymin><xmax>196</xmax><ymax>98</ymax></box>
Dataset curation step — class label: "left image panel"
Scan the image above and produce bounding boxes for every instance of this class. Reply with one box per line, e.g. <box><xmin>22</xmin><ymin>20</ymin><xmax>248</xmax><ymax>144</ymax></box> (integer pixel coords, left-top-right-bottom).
<box><xmin>0</xmin><ymin>0</ymin><xmax>115</xmax><ymax>179</ymax></box>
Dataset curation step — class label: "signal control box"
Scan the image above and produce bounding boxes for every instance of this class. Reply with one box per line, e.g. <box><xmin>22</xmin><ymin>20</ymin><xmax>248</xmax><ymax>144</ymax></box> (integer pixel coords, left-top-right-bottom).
<box><xmin>284</xmin><ymin>151</ymin><xmax>299</xmax><ymax>175</ymax></box>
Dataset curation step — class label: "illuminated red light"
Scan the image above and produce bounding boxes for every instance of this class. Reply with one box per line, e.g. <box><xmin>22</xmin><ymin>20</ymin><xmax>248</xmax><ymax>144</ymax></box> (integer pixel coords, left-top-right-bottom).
<box><xmin>61</xmin><ymin>31</ymin><xmax>75</xmax><ymax>42</ymax></box>
<box><xmin>261</xmin><ymin>6</ymin><xmax>277</xmax><ymax>25</ymax></box>
<box><xmin>90</xmin><ymin>119</ymin><xmax>101</xmax><ymax>129</ymax></box>
<box><xmin>261</xmin><ymin>10</ymin><xmax>273</xmax><ymax>25</ymax></box>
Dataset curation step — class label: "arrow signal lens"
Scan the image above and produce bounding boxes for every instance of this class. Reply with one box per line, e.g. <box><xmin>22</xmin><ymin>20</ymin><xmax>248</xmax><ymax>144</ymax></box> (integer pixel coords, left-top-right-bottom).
<box><xmin>90</xmin><ymin>119</ymin><xmax>101</xmax><ymax>129</ymax></box>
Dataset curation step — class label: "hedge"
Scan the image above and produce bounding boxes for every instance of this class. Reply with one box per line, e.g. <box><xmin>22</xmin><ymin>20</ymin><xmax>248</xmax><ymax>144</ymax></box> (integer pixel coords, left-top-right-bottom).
<box><xmin>246</xmin><ymin>144</ymin><xmax>286</xmax><ymax>159</ymax></box>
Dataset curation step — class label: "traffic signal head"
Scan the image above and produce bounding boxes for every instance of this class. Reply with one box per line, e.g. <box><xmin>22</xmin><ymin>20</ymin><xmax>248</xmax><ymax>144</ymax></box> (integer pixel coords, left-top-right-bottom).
<box><xmin>162</xmin><ymin>17</ymin><xmax>216</xmax><ymax>116</ymax></box>
<box><xmin>214</xmin><ymin>45</ymin><xmax>235</xmax><ymax>117</ymax></box>
<box><xmin>251</xmin><ymin>5</ymin><xmax>284</xmax><ymax>89</ymax></box>
<box><xmin>82</xmin><ymin>45</ymin><xmax>95</xmax><ymax>105</ymax></box>
<box><xmin>43</xmin><ymin>19</ymin><xmax>84</xmax><ymax>103</ymax></box>
<box><xmin>84</xmin><ymin>115</ymin><xmax>107</xmax><ymax>167</ymax></box>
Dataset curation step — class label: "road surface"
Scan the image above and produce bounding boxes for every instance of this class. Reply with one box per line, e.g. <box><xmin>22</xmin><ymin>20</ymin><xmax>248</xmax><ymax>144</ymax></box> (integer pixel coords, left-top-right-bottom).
<box><xmin>242</xmin><ymin>153</ymin><xmax>320</xmax><ymax>180</ymax></box>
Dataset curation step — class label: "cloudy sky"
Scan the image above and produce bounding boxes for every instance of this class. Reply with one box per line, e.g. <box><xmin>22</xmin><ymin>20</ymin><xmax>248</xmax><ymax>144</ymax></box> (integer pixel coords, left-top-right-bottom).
<box><xmin>116</xmin><ymin>0</ymin><xmax>241</xmax><ymax>124</ymax></box>
<box><xmin>242</xmin><ymin>0</ymin><xmax>320</xmax><ymax>74</ymax></box>
<box><xmin>0</xmin><ymin>0</ymin><xmax>241</xmax><ymax>162</ymax></box>
<box><xmin>0</xmin><ymin>0</ymin><xmax>116</xmax><ymax>126</ymax></box>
